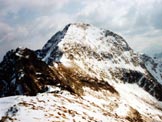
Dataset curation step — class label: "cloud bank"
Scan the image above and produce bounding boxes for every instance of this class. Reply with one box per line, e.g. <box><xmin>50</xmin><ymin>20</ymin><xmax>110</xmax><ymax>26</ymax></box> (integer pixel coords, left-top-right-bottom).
<box><xmin>0</xmin><ymin>0</ymin><xmax>162</xmax><ymax>60</ymax></box>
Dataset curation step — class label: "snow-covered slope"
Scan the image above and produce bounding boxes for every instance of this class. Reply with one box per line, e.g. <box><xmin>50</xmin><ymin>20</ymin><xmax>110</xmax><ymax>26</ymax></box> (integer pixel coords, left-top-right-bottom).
<box><xmin>39</xmin><ymin>23</ymin><xmax>162</xmax><ymax>100</ymax></box>
<box><xmin>0</xmin><ymin>23</ymin><xmax>162</xmax><ymax>122</ymax></box>
<box><xmin>141</xmin><ymin>54</ymin><xmax>162</xmax><ymax>85</ymax></box>
<box><xmin>1</xmin><ymin>84</ymin><xmax>162</xmax><ymax>122</ymax></box>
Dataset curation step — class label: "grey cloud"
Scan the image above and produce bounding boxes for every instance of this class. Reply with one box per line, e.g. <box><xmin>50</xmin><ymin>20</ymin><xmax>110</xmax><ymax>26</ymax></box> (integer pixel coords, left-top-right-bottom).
<box><xmin>0</xmin><ymin>0</ymin><xmax>73</xmax><ymax>61</ymax></box>
<box><xmin>0</xmin><ymin>0</ymin><xmax>162</xmax><ymax>61</ymax></box>
<box><xmin>76</xmin><ymin>0</ymin><xmax>162</xmax><ymax>55</ymax></box>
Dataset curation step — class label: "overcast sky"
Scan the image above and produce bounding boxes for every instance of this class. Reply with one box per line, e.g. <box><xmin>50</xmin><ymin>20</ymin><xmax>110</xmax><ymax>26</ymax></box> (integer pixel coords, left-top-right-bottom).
<box><xmin>0</xmin><ymin>0</ymin><xmax>162</xmax><ymax>60</ymax></box>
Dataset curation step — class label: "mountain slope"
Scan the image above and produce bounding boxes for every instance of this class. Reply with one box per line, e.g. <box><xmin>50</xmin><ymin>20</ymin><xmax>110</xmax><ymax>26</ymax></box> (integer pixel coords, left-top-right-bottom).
<box><xmin>38</xmin><ymin>23</ymin><xmax>162</xmax><ymax>100</ymax></box>
<box><xmin>0</xmin><ymin>23</ymin><xmax>162</xmax><ymax>122</ymax></box>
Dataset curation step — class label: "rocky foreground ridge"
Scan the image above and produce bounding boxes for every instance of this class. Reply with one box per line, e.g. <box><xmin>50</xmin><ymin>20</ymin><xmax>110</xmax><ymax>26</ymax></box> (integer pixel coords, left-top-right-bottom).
<box><xmin>0</xmin><ymin>23</ymin><xmax>162</xmax><ymax>122</ymax></box>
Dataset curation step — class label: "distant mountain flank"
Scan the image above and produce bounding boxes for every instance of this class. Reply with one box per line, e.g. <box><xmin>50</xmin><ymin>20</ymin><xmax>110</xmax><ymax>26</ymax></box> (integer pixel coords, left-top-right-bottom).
<box><xmin>155</xmin><ymin>52</ymin><xmax>162</xmax><ymax>60</ymax></box>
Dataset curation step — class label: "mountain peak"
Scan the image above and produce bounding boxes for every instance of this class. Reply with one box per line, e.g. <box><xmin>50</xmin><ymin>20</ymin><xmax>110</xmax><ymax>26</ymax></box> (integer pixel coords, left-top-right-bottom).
<box><xmin>1</xmin><ymin>23</ymin><xmax>162</xmax><ymax>121</ymax></box>
<box><xmin>38</xmin><ymin>23</ymin><xmax>131</xmax><ymax>64</ymax></box>
<box><xmin>36</xmin><ymin>23</ymin><xmax>162</xmax><ymax>101</ymax></box>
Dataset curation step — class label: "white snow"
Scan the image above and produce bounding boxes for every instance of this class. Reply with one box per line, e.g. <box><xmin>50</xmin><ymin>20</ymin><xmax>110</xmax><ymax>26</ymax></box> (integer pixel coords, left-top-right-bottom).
<box><xmin>45</xmin><ymin>85</ymin><xmax>61</xmax><ymax>93</ymax></box>
<box><xmin>35</xmin><ymin>72</ymin><xmax>42</xmax><ymax>75</ymax></box>
<box><xmin>0</xmin><ymin>97</ymin><xmax>18</xmax><ymax>117</ymax></box>
<box><xmin>1</xmin><ymin>82</ymin><xmax>162</xmax><ymax>121</ymax></box>
<box><xmin>115</xmin><ymin>101</ymin><xmax>130</xmax><ymax>117</ymax></box>
<box><xmin>145</xmin><ymin>59</ymin><xmax>162</xmax><ymax>85</ymax></box>
<box><xmin>0</xmin><ymin>92</ymin><xmax>115</xmax><ymax>122</ymax></box>
<box><xmin>114</xmin><ymin>82</ymin><xmax>162</xmax><ymax>119</ymax></box>
<box><xmin>16</xmin><ymin>52</ymin><xmax>23</xmax><ymax>57</ymax></box>
<box><xmin>18</xmin><ymin>73</ymin><xmax>24</xmax><ymax>80</ymax></box>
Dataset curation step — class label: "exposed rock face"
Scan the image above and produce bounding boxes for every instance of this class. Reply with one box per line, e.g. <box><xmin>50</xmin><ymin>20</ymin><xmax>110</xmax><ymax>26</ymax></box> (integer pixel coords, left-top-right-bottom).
<box><xmin>0</xmin><ymin>48</ymin><xmax>60</xmax><ymax>97</ymax></box>
<box><xmin>0</xmin><ymin>23</ymin><xmax>162</xmax><ymax>122</ymax></box>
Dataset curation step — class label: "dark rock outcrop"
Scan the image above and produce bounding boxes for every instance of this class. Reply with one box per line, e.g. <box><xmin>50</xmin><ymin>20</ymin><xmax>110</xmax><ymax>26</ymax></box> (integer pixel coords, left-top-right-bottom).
<box><xmin>0</xmin><ymin>48</ymin><xmax>59</xmax><ymax>97</ymax></box>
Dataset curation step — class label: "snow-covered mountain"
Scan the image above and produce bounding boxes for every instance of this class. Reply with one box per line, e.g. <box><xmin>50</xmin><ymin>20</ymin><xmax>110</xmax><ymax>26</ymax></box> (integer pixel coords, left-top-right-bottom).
<box><xmin>155</xmin><ymin>52</ymin><xmax>162</xmax><ymax>60</ymax></box>
<box><xmin>0</xmin><ymin>23</ymin><xmax>162</xmax><ymax>122</ymax></box>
